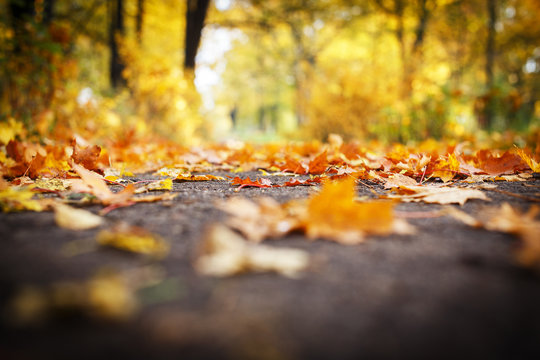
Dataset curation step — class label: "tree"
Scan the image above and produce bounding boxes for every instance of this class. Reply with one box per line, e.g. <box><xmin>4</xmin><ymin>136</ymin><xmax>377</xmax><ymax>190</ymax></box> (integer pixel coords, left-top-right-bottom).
<box><xmin>109</xmin><ymin>0</ymin><xmax>125</xmax><ymax>89</ymax></box>
<box><xmin>184</xmin><ymin>0</ymin><xmax>210</xmax><ymax>72</ymax></box>
<box><xmin>136</xmin><ymin>0</ymin><xmax>144</xmax><ymax>44</ymax></box>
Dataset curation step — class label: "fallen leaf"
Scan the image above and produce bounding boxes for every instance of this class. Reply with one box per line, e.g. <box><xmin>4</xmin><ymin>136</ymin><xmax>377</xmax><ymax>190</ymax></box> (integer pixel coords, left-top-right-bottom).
<box><xmin>477</xmin><ymin>150</ymin><xmax>526</xmax><ymax>176</ymax></box>
<box><xmin>97</xmin><ymin>223</ymin><xmax>169</xmax><ymax>258</ymax></box>
<box><xmin>135</xmin><ymin>178</ymin><xmax>173</xmax><ymax>193</ymax></box>
<box><xmin>216</xmin><ymin>197</ymin><xmax>299</xmax><ymax>242</ymax></box>
<box><xmin>515</xmin><ymin>148</ymin><xmax>540</xmax><ymax>172</ymax></box>
<box><xmin>6</xmin><ymin>271</ymin><xmax>137</xmax><ymax>325</ymax></box>
<box><xmin>307</xmin><ymin>150</ymin><xmax>328</xmax><ymax>174</ymax></box>
<box><xmin>386</xmin><ymin>185</ymin><xmax>490</xmax><ymax>205</ymax></box>
<box><xmin>304</xmin><ymin>178</ymin><xmax>413</xmax><ymax>244</ymax></box>
<box><xmin>444</xmin><ymin>203</ymin><xmax>540</xmax><ymax>268</ymax></box>
<box><xmin>195</xmin><ymin>224</ymin><xmax>309</xmax><ymax>278</ymax></box>
<box><xmin>383</xmin><ymin>173</ymin><xmax>418</xmax><ymax>189</ymax></box>
<box><xmin>71</xmin><ymin>140</ymin><xmax>103</xmax><ymax>172</ymax></box>
<box><xmin>230</xmin><ymin>176</ymin><xmax>273</xmax><ymax>190</ymax></box>
<box><xmin>71</xmin><ymin>162</ymin><xmax>135</xmax><ymax>205</ymax></box>
<box><xmin>0</xmin><ymin>186</ymin><xmax>46</xmax><ymax>212</ymax></box>
<box><xmin>54</xmin><ymin>203</ymin><xmax>104</xmax><ymax>230</ymax></box>
<box><xmin>175</xmin><ymin>173</ymin><xmax>225</xmax><ymax>181</ymax></box>
<box><xmin>133</xmin><ymin>193</ymin><xmax>178</xmax><ymax>203</ymax></box>
<box><xmin>34</xmin><ymin>178</ymin><xmax>70</xmax><ymax>191</ymax></box>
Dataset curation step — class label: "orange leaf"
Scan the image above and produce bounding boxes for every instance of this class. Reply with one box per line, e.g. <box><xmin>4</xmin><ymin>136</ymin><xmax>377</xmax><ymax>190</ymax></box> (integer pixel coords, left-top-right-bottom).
<box><xmin>307</xmin><ymin>150</ymin><xmax>328</xmax><ymax>175</ymax></box>
<box><xmin>304</xmin><ymin>178</ymin><xmax>409</xmax><ymax>244</ymax></box>
<box><xmin>71</xmin><ymin>162</ymin><xmax>134</xmax><ymax>205</ymax></box>
<box><xmin>230</xmin><ymin>176</ymin><xmax>272</xmax><ymax>189</ymax></box>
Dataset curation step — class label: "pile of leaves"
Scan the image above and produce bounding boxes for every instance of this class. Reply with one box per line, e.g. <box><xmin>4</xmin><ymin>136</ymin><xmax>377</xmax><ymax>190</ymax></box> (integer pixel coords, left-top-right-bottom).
<box><xmin>1</xmin><ymin>128</ymin><xmax>540</xmax><ymax>284</ymax></box>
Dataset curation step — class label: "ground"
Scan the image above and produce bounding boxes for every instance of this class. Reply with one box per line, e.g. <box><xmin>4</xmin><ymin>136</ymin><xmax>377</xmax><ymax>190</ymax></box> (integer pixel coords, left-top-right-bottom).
<box><xmin>1</xmin><ymin>172</ymin><xmax>540</xmax><ymax>359</ymax></box>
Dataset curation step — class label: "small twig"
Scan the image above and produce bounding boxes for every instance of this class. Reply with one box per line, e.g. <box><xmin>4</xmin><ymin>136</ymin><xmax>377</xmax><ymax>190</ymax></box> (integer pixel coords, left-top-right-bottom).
<box><xmin>357</xmin><ymin>179</ymin><xmax>374</xmax><ymax>189</ymax></box>
<box><xmin>103</xmin><ymin>178</ymin><xmax>127</xmax><ymax>188</ymax></box>
<box><xmin>100</xmin><ymin>201</ymin><xmax>135</xmax><ymax>215</ymax></box>
<box><xmin>419</xmin><ymin>166</ymin><xmax>428</xmax><ymax>184</ymax></box>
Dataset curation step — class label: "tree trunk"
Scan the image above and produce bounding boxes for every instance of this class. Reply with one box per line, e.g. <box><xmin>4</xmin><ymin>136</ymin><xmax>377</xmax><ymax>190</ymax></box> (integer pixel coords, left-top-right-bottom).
<box><xmin>8</xmin><ymin>0</ymin><xmax>35</xmax><ymax>54</ymax></box>
<box><xmin>184</xmin><ymin>0</ymin><xmax>210</xmax><ymax>72</ymax></box>
<box><xmin>109</xmin><ymin>0</ymin><xmax>125</xmax><ymax>89</ymax></box>
<box><xmin>43</xmin><ymin>0</ymin><xmax>55</xmax><ymax>25</ymax></box>
<box><xmin>136</xmin><ymin>0</ymin><xmax>144</xmax><ymax>44</ymax></box>
<box><xmin>483</xmin><ymin>0</ymin><xmax>497</xmax><ymax>130</ymax></box>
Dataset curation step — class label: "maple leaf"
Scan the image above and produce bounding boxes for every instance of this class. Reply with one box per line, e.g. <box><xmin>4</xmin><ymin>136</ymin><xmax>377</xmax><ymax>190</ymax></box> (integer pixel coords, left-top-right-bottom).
<box><xmin>97</xmin><ymin>223</ymin><xmax>169</xmax><ymax>258</ymax></box>
<box><xmin>195</xmin><ymin>224</ymin><xmax>309</xmax><ymax>277</ymax></box>
<box><xmin>71</xmin><ymin>139</ymin><xmax>103</xmax><ymax>173</ymax></box>
<box><xmin>303</xmin><ymin>178</ymin><xmax>413</xmax><ymax>244</ymax></box>
<box><xmin>278</xmin><ymin>157</ymin><xmax>308</xmax><ymax>174</ymax></box>
<box><xmin>0</xmin><ymin>118</ymin><xmax>25</xmax><ymax>145</ymax></box>
<box><xmin>515</xmin><ymin>148</ymin><xmax>540</xmax><ymax>172</ymax></box>
<box><xmin>230</xmin><ymin>176</ymin><xmax>273</xmax><ymax>190</ymax></box>
<box><xmin>307</xmin><ymin>150</ymin><xmax>328</xmax><ymax>175</ymax></box>
<box><xmin>476</xmin><ymin>150</ymin><xmax>527</xmax><ymax>176</ymax></box>
<box><xmin>432</xmin><ymin>153</ymin><xmax>461</xmax><ymax>182</ymax></box>
<box><xmin>54</xmin><ymin>203</ymin><xmax>104</xmax><ymax>230</ymax></box>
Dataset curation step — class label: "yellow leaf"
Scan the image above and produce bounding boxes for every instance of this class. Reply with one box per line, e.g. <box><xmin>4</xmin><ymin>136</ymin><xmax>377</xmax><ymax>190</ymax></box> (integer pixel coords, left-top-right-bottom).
<box><xmin>175</xmin><ymin>173</ymin><xmax>225</xmax><ymax>181</ymax></box>
<box><xmin>515</xmin><ymin>148</ymin><xmax>540</xmax><ymax>172</ymax></box>
<box><xmin>35</xmin><ymin>178</ymin><xmax>70</xmax><ymax>191</ymax></box>
<box><xmin>97</xmin><ymin>223</ymin><xmax>169</xmax><ymax>257</ymax></box>
<box><xmin>0</xmin><ymin>186</ymin><xmax>45</xmax><ymax>212</ymax></box>
<box><xmin>433</xmin><ymin>153</ymin><xmax>460</xmax><ymax>182</ymax></box>
<box><xmin>134</xmin><ymin>178</ymin><xmax>173</xmax><ymax>193</ymax></box>
<box><xmin>0</xmin><ymin>118</ymin><xmax>25</xmax><ymax>145</ymax></box>
<box><xmin>54</xmin><ymin>203</ymin><xmax>104</xmax><ymax>230</ymax></box>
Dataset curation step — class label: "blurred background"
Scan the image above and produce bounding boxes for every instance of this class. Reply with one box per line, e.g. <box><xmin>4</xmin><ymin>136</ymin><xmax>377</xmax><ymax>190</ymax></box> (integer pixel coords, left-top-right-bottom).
<box><xmin>1</xmin><ymin>0</ymin><xmax>539</xmax><ymax>145</ymax></box>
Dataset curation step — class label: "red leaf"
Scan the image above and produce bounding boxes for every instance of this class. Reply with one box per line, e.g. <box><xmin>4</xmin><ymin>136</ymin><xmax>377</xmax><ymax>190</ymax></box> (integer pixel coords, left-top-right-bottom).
<box><xmin>230</xmin><ymin>176</ymin><xmax>273</xmax><ymax>189</ymax></box>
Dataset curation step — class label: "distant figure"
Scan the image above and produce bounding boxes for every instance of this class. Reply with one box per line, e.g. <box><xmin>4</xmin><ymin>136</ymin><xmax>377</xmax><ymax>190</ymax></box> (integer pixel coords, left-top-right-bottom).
<box><xmin>229</xmin><ymin>105</ymin><xmax>238</xmax><ymax>129</ymax></box>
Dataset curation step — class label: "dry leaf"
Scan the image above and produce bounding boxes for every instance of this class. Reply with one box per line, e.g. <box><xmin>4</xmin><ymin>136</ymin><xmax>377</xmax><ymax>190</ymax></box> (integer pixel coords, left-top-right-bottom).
<box><xmin>71</xmin><ymin>162</ymin><xmax>135</xmax><ymax>205</ymax></box>
<box><xmin>383</xmin><ymin>173</ymin><xmax>418</xmax><ymax>189</ymax></box>
<box><xmin>54</xmin><ymin>203</ymin><xmax>104</xmax><ymax>230</ymax></box>
<box><xmin>387</xmin><ymin>185</ymin><xmax>490</xmax><ymax>205</ymax></box>
<box><xmin>515</xmin><ymin>148</ymin><xmax>540</xmax><ymax>172</ymax></box>
<box><xmin>195</xmin><ymin>224</ymin><xmax>309</xmax><ymax>278</ymax></box>
<box><xmin>97</xmin><ymin>223</ymin><xmax>169</xmax><ymax>258</ymax></box>
<box><xmin>304</xmin><ymin>178</ymin><xmax>413</xmax><ymax>244</ymax></box>
<box><xmin>175</xmin><ymin>173</ymin><xmax>225</xmax><ymax>181</ymax></box>
<box><xmin>216</xmin><ymin>197</ymin><xmax>298</xmax><ymax>242</ymax></box>
<box><xmin>134</xmin><ymin>178</ymin><xmax>173</xmax><ymax>193</ymax></box>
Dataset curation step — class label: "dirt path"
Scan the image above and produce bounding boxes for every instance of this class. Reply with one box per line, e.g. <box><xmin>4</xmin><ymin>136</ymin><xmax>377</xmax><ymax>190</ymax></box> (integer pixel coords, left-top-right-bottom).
<box><xmin>1</xmin><ymin>174</ymin><xmax>540</xmax><ymax>359</ymax></box>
